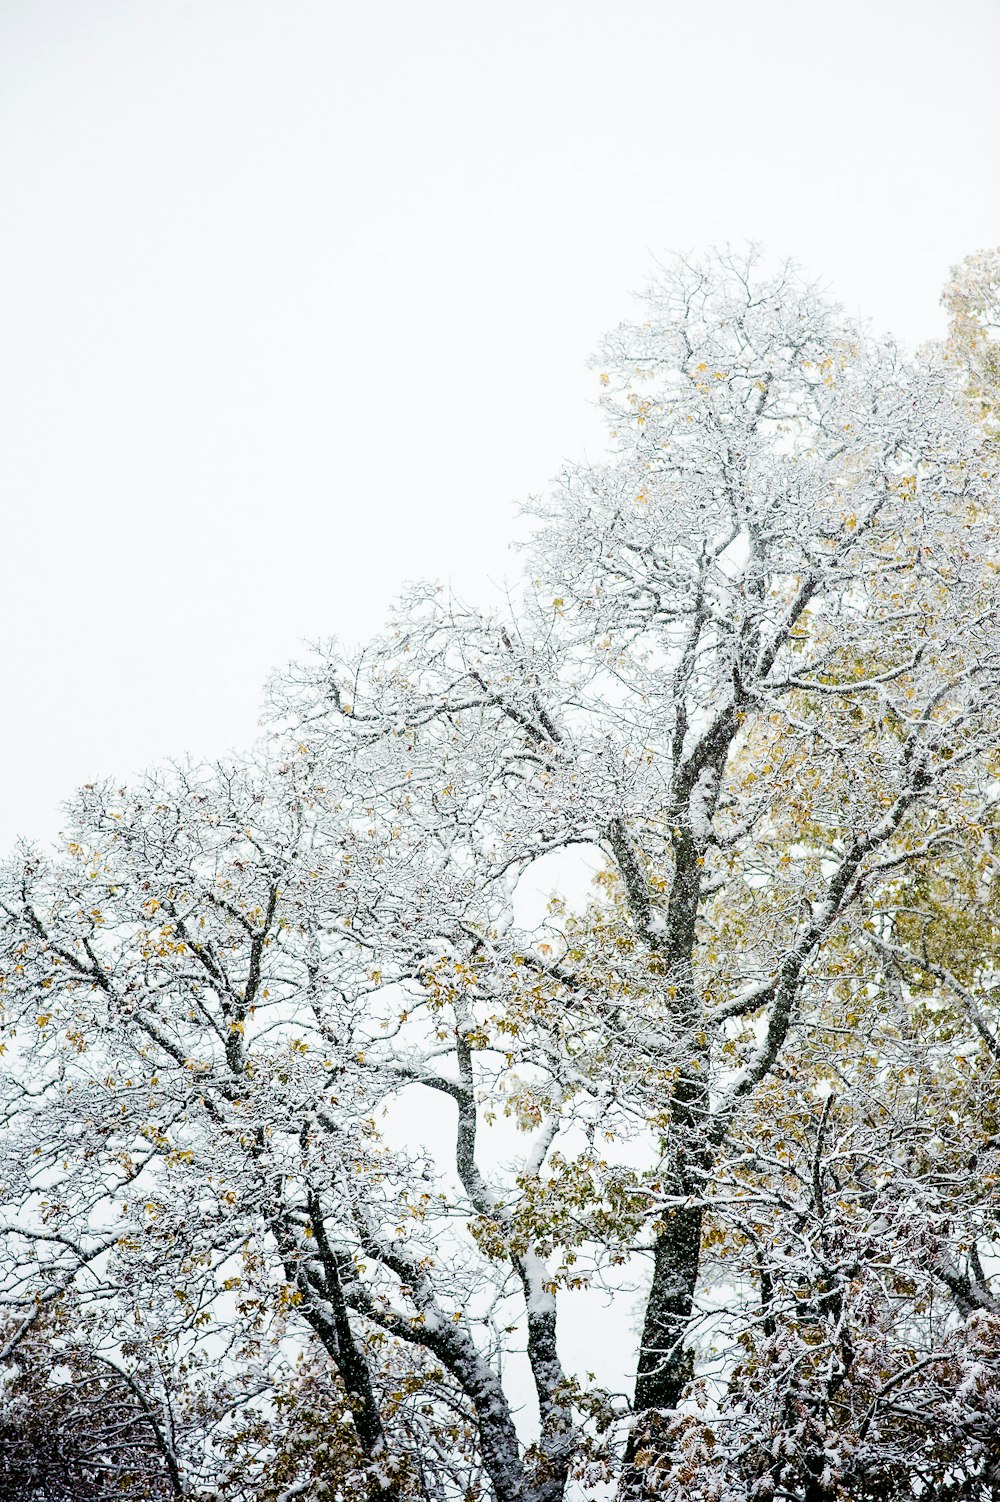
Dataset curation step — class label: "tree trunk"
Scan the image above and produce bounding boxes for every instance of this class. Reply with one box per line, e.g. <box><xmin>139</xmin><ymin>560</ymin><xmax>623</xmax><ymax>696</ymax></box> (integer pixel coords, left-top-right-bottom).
<box><xmin>622</xmin><ymin>1062</ymin><xmax>709</xmax><ymax>1500</ymax></box>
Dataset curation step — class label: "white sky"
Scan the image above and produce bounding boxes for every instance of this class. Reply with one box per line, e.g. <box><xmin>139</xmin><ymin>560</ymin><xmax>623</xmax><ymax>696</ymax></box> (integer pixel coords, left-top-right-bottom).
<box><xmin>2</xmin><ymin>0</ymin><xmax>999</xmax><ymax>851</ymax></box>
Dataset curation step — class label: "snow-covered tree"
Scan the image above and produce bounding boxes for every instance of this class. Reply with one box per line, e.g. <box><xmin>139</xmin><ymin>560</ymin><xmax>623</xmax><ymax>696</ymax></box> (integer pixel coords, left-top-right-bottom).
<box><xmin>2</xmin><ymin>248</ymin><xmax>999</xmax><ymax>1500</ymax></box>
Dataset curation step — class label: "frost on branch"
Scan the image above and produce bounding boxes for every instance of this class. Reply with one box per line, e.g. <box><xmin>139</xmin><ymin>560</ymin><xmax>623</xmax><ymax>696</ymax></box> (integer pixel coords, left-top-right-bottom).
<box><xmin>2</xmin><ymin>247</ymin><xmax>1000</xmax><ymax>1501</ymax></box>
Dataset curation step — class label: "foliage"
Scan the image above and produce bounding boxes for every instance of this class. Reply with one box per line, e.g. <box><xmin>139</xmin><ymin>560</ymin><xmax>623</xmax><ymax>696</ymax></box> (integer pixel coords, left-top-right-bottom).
<box><xmin>944</xmin><ymin>246</ymin><xmax>1000</xmax><ymax>437</ymax></box>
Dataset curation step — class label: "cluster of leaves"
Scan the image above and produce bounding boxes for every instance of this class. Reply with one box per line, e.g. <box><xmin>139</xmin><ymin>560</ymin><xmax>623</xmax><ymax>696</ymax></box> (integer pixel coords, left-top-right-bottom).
<box><xmin>944</xmin><ymin>246</ymin><xmax>1000</xmax><ymax>436</ymax></box>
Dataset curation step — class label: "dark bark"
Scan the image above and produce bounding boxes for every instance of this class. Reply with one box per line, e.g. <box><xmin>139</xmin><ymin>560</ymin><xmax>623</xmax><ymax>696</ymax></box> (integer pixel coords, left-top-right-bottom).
<box><xmin>630</xmin><ymin>1201</ymin><xmax>703</xmax><ymax>1419</ymax></box>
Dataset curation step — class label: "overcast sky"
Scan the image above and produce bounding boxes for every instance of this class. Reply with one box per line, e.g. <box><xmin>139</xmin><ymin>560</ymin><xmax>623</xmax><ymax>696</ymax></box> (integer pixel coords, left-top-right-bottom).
<box><xmin>2</xmin><ymin>0</ymin><xmax>998</xmax><ymax>850</ymax></box>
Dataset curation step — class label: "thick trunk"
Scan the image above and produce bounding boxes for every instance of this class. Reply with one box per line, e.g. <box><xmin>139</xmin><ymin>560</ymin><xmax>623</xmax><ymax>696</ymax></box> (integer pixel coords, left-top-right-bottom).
<box><xmin>623</xmin><ymin>1062</ymin><xmax>710</xmax><ymax>1499</ymax></box>
<box><xmin>631</xmin><ymin>1201</ymin><xmax>703</xmax><ymax>1417</ymax></box>
<box><xmin>621</xmin><ymin>1200</ymin><xmax>703</xmax><ymax>1500</ymax></box>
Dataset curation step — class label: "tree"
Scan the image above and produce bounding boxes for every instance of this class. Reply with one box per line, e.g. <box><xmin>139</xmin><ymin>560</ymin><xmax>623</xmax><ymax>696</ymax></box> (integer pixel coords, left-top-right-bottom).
<box><xmin>1</xmin><ymin>246</ymin><xmax>999</xmax><ymax>1500</ymax></box>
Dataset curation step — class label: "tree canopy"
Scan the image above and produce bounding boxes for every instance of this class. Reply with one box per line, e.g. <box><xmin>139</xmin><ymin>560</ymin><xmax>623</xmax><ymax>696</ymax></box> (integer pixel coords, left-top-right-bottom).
<box><xmin>2</xmin><ymin>246</ymin><xmax>1000</xmax><ymax>1501</ymax></box>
